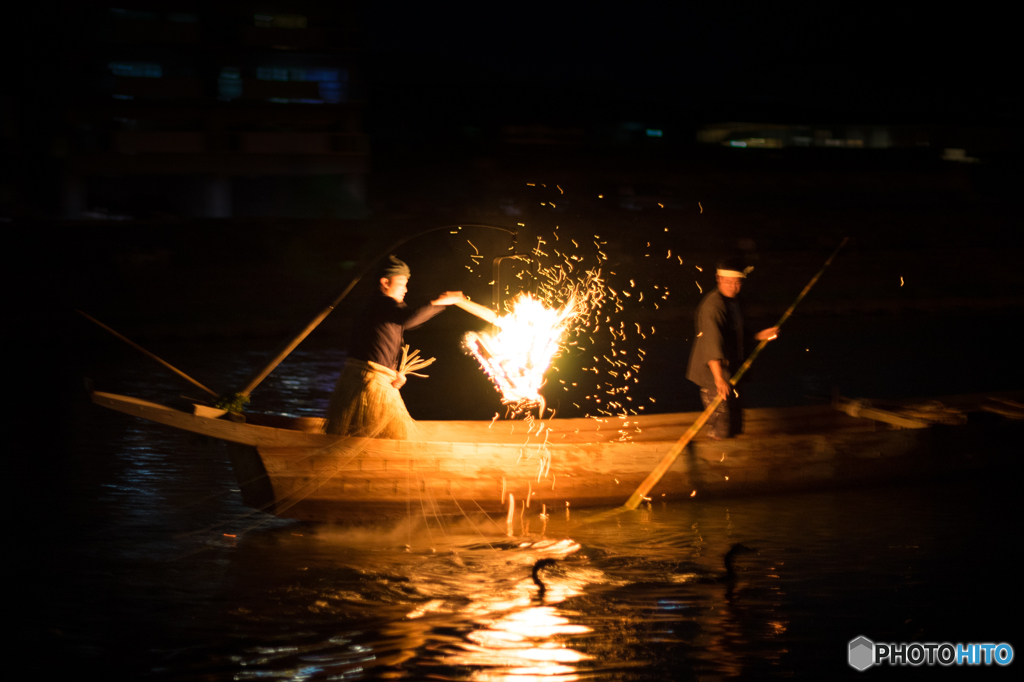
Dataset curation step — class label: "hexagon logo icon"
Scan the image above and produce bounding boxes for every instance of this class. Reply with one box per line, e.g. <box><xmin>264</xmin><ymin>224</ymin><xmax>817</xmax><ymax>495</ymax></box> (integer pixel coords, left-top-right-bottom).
<box><xmin>849</xmin><ymin>636</ymin><xmax>874</xmax><ymax>671</ymax></box>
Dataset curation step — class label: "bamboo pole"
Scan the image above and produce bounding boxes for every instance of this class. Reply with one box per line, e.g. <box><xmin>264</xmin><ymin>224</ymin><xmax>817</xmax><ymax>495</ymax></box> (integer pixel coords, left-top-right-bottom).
<box><xmin>77</xmin><ymin>310</ymin><xmax>219</xmax><ymax>397</ymax></box>
<box><xmin>236</xmin><ymin>224</ymin><xmax>517</xmax><ymax>398</ymax></box>
<box><xmin>623</xmin><ymin>237</ymin><xmax>849</xmax><ymax>510</ymax></box>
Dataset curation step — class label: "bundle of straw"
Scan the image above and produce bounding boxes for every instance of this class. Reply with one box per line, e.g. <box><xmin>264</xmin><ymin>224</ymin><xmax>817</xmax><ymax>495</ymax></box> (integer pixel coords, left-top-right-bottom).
<box><xmin>398</xmin><ymin>345</ymin><xmax>436</xmax><ymax>379</ymax></box>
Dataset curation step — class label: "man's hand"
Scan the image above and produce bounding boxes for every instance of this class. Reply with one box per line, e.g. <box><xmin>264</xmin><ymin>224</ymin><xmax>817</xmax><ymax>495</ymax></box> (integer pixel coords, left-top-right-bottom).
<box><xmin>431</xmin><ymin>291</ymin><xmax>466</xmax><ymax>306</ymax></box>
<box><xmin>755</xmin><ymin>327</ymin><xmax>779</xmax><ymax>341</ymax></box>
<box><xmin>714</xmin><ymin>375</ymin><xmax>731</xmax><ymax>400</ymax></box>
<box><xmin>709</xmin><ymin>359</ymin><xmax>731</xmax><ymax>400</ymax></box>
<box><xmin>391</xmin><ymin>375</ymin><xmax>407</xmax><ymax>389</ymax></box>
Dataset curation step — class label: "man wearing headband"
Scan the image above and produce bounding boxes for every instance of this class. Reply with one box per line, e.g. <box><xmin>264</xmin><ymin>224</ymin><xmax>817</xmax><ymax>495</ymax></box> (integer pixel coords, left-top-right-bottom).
<box><xmin>325</xmin><ymin>255</ymin><xmax>465</xmax><ymax>439</ymax></box>
<box><xmin>685</xmin><ymin>256</ymin><xmax>778</xmax><ymax>439</ymax></box>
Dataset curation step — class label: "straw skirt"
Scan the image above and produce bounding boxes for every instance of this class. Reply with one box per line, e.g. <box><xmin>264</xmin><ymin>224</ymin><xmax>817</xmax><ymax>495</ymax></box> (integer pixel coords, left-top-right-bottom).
<box><xmin>324</xmin><ymin>358</ymin><xmax>416</xmax><ymax>440</ymax></box>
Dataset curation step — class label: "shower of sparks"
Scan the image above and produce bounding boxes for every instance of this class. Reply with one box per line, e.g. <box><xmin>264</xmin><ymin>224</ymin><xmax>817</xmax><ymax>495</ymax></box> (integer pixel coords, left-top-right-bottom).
<box><xmin>465</xmin><ymin>280</ymin><xmax>599</xmax><ymax>416</ymax></box>
<box><xmin>460</xmin><ymin>211</ymin><xmax>710</xmax><ymax>424</ymax></box>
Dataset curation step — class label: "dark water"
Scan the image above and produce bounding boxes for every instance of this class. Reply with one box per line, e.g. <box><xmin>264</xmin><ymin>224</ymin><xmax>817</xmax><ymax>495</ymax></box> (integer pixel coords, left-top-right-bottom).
<box><xmin>30</xmin><ymin>314</ymin><xmax>1021</xmax><ymax>680</ymax></box>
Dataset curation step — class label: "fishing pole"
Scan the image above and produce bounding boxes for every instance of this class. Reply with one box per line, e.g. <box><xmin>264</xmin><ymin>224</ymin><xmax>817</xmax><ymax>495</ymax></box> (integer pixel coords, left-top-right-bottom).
<box><xmin>235</xmin><ymin>224</ymin><xmax>518</xmax><ymax>399</ymax></box>
<box><xmin>77</xmin><ymin>310</ymin><xmax>219</xmax><ymax>397</ymax></box>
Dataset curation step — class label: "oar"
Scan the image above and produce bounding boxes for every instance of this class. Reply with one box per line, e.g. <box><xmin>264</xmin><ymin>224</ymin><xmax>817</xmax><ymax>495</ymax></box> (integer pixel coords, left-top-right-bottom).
<box><xmin>622</xmin><ymin>237</ymin><xmax>849</xmax><ymax>510</ymax></box>
<box><xmin>235</xmin><ymin>224</ymin><xmax>517</xmax><ymax>399</ymax></box>
<box><xmin>77</xmin><ymin>310</ymin><xmax>219</xmax><ymax>397</ymax></box>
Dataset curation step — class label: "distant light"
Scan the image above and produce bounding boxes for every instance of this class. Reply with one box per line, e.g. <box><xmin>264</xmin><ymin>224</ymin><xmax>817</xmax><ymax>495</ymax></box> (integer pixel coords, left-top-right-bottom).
<box><xmin>267</xmin><ymin>97</ymin><xmax>324</xmax><ymax>104</ymax></box>
<box><xmin>306</xmin><ymin>68</ymin><xmax>338</xmax><ymax>82</ymax></box>
<box><xmin>110</xmin><ymin>8</ymin><xmax>158</xmax><ymax>21</ymax></box>
<box><xmin>729</xmin><ymin>140</ymin><xmax>747</xmax><ymax>148</ymax></box>
<box><xmin>218</xmin><ymin>67</ymin><xmax>242</xmax><ymax>101</ymax></box>
<box><xmin>646</xmin><ymin>129</ymin><xmax>663</xmax><ymax>138</ymax></box>
<box><xmin>318</xmin><ymin>81</ymin><xmax>344</xmax><ymax>103</ymax></box>
<box><xmin>255</xmin><ymin>13</ymin><xmax>307</xmax><ymax>28</ymax></box>
<box><xmin>109</xmin><ymin>61</ymin><xmax>162</xmax><ymax>78</ymax></box>
<box><xmin>257</xmin><ymin>66</ymin><xmax>289</xmax><ymax>82</ymax></box>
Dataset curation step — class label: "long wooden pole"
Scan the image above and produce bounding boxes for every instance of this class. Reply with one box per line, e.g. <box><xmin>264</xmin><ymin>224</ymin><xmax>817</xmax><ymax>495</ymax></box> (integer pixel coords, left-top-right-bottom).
<box><xmin>623</xmin><ymin>237</ymin><xmax>849</xmax><ymax>510</ymax></box>
<box><xmin>77</xmin><ymin>310</ymin><xmax>219</xmax><ymax>397</ymax></box>
<box><xmin>236</xmin><ymin>224</ymin><xmax>517</xmax><ymax>397</ymax></box>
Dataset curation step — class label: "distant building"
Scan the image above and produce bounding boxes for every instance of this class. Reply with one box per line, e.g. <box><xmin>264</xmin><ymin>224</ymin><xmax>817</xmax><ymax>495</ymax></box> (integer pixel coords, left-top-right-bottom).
<box><xmin>697</xmin><ymin>122</ymin><xmax>896</xmax><ymax>149</ymax></box>
<box><xmin>696</xmin><ymin>122</ymin><xmax>1009</xmax><ymax>160</ymax></box>
<box><xmin>61</xmin><ymin>4</ymin><xmax>367</xmax><ymax>219</ymax></box>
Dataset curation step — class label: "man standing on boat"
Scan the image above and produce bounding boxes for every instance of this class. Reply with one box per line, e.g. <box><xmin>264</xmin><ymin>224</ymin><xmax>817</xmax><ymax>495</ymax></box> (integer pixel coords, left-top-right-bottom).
<box><xmin>325</xmin><ymin>255</ymin><xmax>465</xmax><ymax>439</ymax></box>
<box><xmin>686</xmin><ymin>257</ymin><xmax>778</xmax><ymax>439</ymax></box>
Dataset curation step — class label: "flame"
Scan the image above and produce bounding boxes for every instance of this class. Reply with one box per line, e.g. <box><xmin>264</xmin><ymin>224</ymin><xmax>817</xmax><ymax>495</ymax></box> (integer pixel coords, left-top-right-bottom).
<box><xmin>465</xmin><ymin>293</ymin><xmax>580</xmax><ymax>412</ymax></box>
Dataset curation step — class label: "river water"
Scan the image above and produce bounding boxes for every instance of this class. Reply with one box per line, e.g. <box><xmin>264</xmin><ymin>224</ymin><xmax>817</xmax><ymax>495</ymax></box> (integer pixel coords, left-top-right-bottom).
<box><xmin>32</xmin><ymin>316</ymin><xmax>1020</xmax><ymax>680</ymax></box>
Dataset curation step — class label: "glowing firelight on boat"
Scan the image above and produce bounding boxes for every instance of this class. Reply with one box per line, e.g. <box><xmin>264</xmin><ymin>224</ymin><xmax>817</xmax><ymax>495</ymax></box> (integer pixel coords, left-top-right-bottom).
<box><xmin>465</xmin><ymin>293</ymin><xmax>581</xmax><ymax>414</ymax></box>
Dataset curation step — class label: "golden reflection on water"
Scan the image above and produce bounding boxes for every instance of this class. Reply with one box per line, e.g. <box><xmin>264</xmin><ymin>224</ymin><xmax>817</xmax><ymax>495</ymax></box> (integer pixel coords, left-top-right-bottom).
<box><xmin>444</xmin><ymin>539</ymin><xmax>592</xmax><ymax>680</ymax></box>
<box><xmin>462</xmin><ymin>607</ymin><xmax>591</xmax><ymax>680</ymax></box>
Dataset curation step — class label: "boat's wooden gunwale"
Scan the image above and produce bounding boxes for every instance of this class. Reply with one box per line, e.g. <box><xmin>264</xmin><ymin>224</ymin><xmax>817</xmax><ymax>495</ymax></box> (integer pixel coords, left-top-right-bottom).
<box><xmin>92</xmin><ymin>389</ymin><xmax>875</xmax><ymax>449</ymax></box>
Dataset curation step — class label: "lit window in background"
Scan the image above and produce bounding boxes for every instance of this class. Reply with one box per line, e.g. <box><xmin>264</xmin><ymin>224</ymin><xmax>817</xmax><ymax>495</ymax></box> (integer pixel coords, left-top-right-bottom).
<box><xmin>109</xmin><ymin>8</ymin><xmax>159</xmax><ymax>21</ymax></box>
<box><xmin>218</xmin><ymin>67</ymin><xmax>242</xmax><ymax>101</ymax></box>
<box><xmin>109</xmin><ymin>62</ymin><xmax>162</xmax><ymax>78</ymax></box>
<box><xmin>256</xmin><ymin>66</ymin><xmax>290</xmax><ymax>82</ymax></box>
<box><xmin>254</xmin><ymin>14</ymin><xmax>307</xmax><ymax>28</ymax></box>
<box><xmin>255</xmin><ymin>66</ymin><xmax>347</xmax><ymax>103</ymax></box>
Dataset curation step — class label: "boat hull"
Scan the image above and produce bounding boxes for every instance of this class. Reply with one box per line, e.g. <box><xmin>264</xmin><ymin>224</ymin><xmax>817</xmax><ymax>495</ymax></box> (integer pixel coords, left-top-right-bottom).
<box><xmin>89</xmin><ymin>388</ymin><xmax>1022</xmax><ymax>523</ymax></box>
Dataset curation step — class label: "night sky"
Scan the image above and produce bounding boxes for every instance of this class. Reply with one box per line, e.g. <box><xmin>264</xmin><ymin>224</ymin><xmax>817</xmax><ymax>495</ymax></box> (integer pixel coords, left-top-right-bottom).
<box><xmin>361</xmin><ymin>2</ymin><xmax>1018</xmax><ymax>127</ymax></box>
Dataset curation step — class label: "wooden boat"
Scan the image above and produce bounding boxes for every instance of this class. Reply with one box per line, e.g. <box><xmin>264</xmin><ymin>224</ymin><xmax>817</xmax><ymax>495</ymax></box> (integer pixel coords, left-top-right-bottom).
<box><xmin>88</xmin><ymin>385</ymin><xmax>1024</xmax><ymax>523</ymax></box>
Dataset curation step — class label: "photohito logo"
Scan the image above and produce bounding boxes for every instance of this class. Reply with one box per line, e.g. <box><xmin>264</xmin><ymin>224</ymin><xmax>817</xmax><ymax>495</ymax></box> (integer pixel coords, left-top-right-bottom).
<box><xmin>849</xmin><ymin>636</ymin><xmax>1014</xmax><ymax>670</ymax></box>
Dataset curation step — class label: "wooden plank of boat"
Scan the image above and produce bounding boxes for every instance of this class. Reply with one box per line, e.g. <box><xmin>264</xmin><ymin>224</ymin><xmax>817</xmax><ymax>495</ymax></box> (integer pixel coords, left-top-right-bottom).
<box><xmin>833</xmin><ymin>398</ymin><xmax>929</xmax><ymax>429</ymax></box>
<box><xmin>90</xmin><ymin>390</ymin><xmax>338</xmax><ymax>448</ymax></box>
<box><xmin>247</xmin><ymin>424</ymin><xmax>946</xmax><ymax>522</ymax></box>
<box><xmin>90</xmin><ymin>387</ymin><xmax>1021</xmax><ymax>523</ymax></box>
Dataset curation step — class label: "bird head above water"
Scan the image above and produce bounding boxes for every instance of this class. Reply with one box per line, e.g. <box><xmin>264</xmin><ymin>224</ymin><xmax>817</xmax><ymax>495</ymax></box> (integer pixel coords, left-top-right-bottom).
<box><xmin>532</xmin><ymin>558</ymin><xmax>558</xmax><ymax>598</ymax></box>
<box><xmin>723</xmin><ymin>543</ymin><xmax>756</xmax><ymax>579</ymax></box>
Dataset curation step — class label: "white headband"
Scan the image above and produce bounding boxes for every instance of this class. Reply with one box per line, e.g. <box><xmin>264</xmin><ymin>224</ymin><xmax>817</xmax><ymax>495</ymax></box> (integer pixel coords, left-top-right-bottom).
<box><xmin>716</xmin><ymin>269</ymin><xmax>746</xmax><ymax>278</ymax></box>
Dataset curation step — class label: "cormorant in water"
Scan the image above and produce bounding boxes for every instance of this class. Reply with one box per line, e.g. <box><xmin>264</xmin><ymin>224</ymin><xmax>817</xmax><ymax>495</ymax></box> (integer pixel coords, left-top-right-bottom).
<box><xmin>532</xmin><ymin>558</ymin><xmax>558</xmax><ymax>598</ymax></box>
<box><xmin>712</xmin><ymin>543</ymin><xmax>756</xmax><ymax>583</ymax></box>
